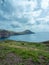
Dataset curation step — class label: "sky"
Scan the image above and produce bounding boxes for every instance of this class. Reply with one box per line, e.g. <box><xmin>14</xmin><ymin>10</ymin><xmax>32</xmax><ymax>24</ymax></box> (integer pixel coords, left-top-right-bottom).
<box><xmin>0</xmin><ymin>0</ymin><xmax>49</xmax><ymax>32</ymax></box>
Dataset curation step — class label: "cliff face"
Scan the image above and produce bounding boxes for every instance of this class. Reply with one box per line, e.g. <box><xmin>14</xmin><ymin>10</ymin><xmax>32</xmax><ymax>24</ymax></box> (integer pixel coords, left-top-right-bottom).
<box><xmin>0</xmin><ymin>30</ymin><xmax>15</xmax><ymax>38</ymax></box>
<box><xmin>0</xmin><ymin>30</ymin><xmax>35</xmax><ymax>38</ymax></box>
<box><xmin>0</xmin><ymin>30</ymin><xmax>11</xmax><ymax>38</ymax></box>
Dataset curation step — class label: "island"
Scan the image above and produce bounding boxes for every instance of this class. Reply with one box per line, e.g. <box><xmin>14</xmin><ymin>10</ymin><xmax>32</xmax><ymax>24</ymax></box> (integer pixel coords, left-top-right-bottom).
<box><xmin>0</xmin><ymin>29</ymin><xmax>35</xmax><ymax>38</ymax></box>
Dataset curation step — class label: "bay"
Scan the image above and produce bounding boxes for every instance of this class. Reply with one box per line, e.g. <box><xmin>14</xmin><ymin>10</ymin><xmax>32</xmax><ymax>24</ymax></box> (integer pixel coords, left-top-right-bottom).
<box><xmin>7</xmin><ymin>32</ymin><xmax>49</xmax><ymax>42</ymax></box>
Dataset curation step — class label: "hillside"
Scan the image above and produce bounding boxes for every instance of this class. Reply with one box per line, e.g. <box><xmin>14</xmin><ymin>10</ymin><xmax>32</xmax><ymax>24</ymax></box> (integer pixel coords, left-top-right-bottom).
<box><xmin>0</xmin><ymin>30</ymin><xmax>15</xmax><ymax>38</ymax></box>
<box><xmin>0</xmin><ymin>40</ymin><xmax>49</xmax><ymax>65</ymax></box>
<box><xmin>15</xmin><ymin>30</ymin><xmax>35</xmax><ymax>35</ymax></box>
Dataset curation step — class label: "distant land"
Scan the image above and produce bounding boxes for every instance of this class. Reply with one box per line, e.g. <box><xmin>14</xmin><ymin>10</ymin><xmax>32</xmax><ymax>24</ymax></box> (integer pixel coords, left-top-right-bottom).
<box><xmin>42</xmin><ymin>41</ymin><xmax>49</xmax><ymax>44</ymax></box>
<box><xmin>0</xmin><ymin>29</ymin><xmax>35</xmax><ymax>38</ymax></box>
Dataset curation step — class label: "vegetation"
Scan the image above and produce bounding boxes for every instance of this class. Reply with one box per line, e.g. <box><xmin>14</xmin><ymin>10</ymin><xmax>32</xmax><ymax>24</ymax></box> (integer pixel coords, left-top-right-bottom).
<box><xmin>0</xmin><ymin>40</ymin><xmax>49</xmax><ymax>65</ymax></box>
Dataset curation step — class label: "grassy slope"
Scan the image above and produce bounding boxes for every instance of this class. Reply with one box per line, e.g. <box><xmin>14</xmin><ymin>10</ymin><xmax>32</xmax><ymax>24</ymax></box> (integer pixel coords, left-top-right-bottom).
<box><xmin>0</xmin><ymin>40</ymin><xmax>49</xmax><ymax>65</ymax></box>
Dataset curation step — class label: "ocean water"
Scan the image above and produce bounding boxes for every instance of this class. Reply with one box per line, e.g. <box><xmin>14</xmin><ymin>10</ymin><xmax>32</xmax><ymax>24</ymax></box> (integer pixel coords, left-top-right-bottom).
<box><xmin>7</xmin><ymin>32</ymin><xmax>49</xmax><ymax>42</ymax></box>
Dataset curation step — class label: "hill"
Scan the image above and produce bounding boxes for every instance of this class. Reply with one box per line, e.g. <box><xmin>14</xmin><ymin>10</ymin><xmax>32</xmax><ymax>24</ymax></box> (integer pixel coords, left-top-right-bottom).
<box><xmin>0</xmin><ymin>40</ymin><xmax>49</xmax><ymax>65</ymax></box>
<box><xmin>15</xmin><ymin>30</ymin><xmax>35</xmax><ymax>35</ymax></box>
<box><xmin>0</xmin><ymin>29</ymin><xmax>35</xmax><ymax>38</ymax></box>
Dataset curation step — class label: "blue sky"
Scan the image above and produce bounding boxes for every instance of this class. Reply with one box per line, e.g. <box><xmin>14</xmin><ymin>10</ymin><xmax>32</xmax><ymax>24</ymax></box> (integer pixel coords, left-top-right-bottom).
<box><xmin>0</xmin><ymin>0</ymin><xmax>49</xmax><ymax>32</ymax></box>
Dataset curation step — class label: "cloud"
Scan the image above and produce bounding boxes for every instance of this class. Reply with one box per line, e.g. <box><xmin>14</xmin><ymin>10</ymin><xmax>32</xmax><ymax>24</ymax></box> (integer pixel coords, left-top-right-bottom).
<box><xmin>11</xmin><ymin>21</ymin><xmax>22</xmax><ymax>28</ymax></box>
<box><xmin>41</xmin><ymin>0</ymin><xmax>49</xmax><ymax>9</ymax></box>
<box><xmin>0</xmin><ymin>0</ymin><xmax>49</xmax><ymax>32</ymax></box>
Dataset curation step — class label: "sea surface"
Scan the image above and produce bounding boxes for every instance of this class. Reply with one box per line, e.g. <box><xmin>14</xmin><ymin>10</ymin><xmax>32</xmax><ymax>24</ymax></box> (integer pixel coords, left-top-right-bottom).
<box><xmin>7</xmin><ymin>32</ymin><xmax>49</xmax><ymax>42</ymax></box>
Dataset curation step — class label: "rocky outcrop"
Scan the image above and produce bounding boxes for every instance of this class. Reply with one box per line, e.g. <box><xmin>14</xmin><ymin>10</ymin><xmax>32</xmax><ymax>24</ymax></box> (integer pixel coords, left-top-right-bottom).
<box><xmin>0</xmin><ymin>30</ymin><xmax>12</xmax><ymax>38</ymax></box>
<box><xmin>0</xmin><ymin>30</ymin><xmax>17</xmax><ymax>38</ymax></box>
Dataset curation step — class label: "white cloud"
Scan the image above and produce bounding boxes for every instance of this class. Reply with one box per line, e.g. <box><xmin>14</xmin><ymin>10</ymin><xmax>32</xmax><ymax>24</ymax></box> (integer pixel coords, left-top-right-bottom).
<box><xmin>36</xmin><ymin>15</ymin><xmax>49</xmax><ymax>24</ymax></box>
<box><xmin>29</xmin><ymin>25</ymin><xmax>49</xmax><ymax>32</ymax></box>
<box><xmin>31</xmin><ymin>9</ymin><xmax>42</xmax><ymax>17</ymax></box>
<box><xmin>41</xmin><ymin>0</ymin><xmax>49</xmax><ymax>9</ymax></box>
<box><xmin>11</xmin><ymin>21</ymin><xmax>22</xmax><ymax>28</ymax></box>
<box><xmin>28</xmin><ymin>18</ymin><xmax>35</xmax><ymax>24</ymax></box>
<box><xmin>0</xmin><ymin>0</ymin><xmax>49</xmax><ymax>32</ymax></box>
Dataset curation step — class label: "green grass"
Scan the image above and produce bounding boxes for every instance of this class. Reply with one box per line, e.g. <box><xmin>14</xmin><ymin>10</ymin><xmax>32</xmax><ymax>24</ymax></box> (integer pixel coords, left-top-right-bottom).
<box><xmin>0</xmin><ymin>40</ymin><xmax>49</xmax><ymax>65</ymax></box>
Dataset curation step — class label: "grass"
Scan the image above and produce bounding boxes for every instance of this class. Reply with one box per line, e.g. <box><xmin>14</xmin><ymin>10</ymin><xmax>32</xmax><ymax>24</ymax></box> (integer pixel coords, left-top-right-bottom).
<box><xmin>0</xmin><ymin>40</ymin><xmax>49</xmax><ymax>65</ymax></box>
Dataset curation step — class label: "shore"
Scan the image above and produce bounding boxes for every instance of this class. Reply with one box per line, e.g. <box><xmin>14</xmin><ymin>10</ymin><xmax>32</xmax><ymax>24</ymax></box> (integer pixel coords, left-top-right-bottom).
<box><xmin>0</xmin><ymin>40</ymin><xmax>49</xmax><ymax>65</ymax></box>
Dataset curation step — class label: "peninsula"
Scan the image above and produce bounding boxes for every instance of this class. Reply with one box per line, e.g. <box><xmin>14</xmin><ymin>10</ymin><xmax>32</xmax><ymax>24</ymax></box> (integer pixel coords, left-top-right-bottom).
<box><xmin>0</xmin><ymin>29</ymin><xmax>35</xmax><ymax>38</ymax></box>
